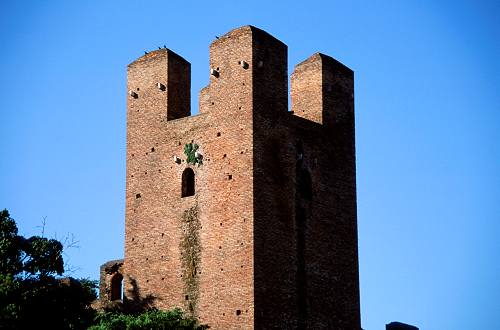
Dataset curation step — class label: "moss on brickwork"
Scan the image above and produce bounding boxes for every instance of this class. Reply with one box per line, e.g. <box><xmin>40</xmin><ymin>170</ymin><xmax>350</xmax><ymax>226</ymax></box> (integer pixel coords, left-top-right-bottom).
<box><xmin>179</xmin><ymin>204</ymin><xmax>201</xmax><ymax>317</ymax></box>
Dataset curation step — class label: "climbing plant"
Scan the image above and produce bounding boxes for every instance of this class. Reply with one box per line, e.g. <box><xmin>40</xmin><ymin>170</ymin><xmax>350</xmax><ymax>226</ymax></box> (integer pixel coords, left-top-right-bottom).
<box><xmin>184</xmin><ymin>143</ymin><xmax>202</xmax><ymax>166</ymax></box>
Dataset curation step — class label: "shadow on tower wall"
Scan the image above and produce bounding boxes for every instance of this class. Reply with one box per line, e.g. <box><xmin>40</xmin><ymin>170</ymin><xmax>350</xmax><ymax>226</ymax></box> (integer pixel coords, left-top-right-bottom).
<box><xmin>99</xmin><ymin>275</ymin><xmax>158</xmax><ymax>314</ymax></box>
<box><xmin>123</xmin><ymin>276</ymin><xmax>158</xmax><ymax>314</ymax></box>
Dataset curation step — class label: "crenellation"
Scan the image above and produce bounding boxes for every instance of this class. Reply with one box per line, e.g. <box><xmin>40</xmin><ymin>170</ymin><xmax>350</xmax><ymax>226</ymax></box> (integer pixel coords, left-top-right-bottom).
<box><xmin>251</xmin><ymin>26</ymin><xmax>288</xmax><ymax>117</ymax></box>
<box><xmin>291</xmin><ymin>52</ymin><xmax>354</xmax><ymax>128</ymax></box>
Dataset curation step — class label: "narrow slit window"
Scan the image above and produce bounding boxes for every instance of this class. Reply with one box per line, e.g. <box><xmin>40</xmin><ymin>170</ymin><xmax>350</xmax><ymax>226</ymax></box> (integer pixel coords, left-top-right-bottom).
<box><xmin>182</xmin><ymin>168</ymin><xmax>195</xmax><ymax>197</ymax></box>
<box><xmin>298</xmin><ymin>169</ymin><xmax>312</xmax><ymax>200</ymax></box>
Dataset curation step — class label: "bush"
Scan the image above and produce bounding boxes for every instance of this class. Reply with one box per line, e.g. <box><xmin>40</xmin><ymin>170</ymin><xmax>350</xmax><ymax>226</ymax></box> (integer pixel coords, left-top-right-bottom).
<box><xmin>90</xmin><ymin>308</ymin><xmax>209</xmax><ymax>330</ymax></box>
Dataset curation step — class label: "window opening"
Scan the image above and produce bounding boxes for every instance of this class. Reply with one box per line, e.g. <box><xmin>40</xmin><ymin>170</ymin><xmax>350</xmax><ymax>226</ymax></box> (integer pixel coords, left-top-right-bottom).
<box><xmin>181</xmin><ymin>168</ymin><xmax>195</xmax><ymax>197</ymax></box>
<box><xmin>110</xmin><ymin>273</ymin><xmax>123</xmax><ymax>301</ymax></box>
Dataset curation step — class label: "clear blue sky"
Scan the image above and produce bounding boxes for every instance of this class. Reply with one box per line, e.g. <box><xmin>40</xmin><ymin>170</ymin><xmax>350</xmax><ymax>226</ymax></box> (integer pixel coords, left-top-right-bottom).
<box><xmin>0</xmin><ymin>1</ymin><xmax>498</xmax><ymax>329</ymax></box>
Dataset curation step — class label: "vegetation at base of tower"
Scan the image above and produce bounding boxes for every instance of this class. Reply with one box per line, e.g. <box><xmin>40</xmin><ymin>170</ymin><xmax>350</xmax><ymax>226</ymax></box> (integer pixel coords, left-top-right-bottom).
<box><xmin>0</xmin><ymin>209</ymin><xmax>209</xmax><ymax>329</ymax></box>
<box><xmin>184</xmin><ymin>143</ymin><xmax>202</xmax><ymax>166</ymax></box>
<box><xmin>0</xmin><ymin>209</ymin><xmax>98</xmax><ymax>329</ymax></box>
<box><xmin>89</xmin><ymin>308</ymin><xmax>209</xmax><ymax>330</ymax></box>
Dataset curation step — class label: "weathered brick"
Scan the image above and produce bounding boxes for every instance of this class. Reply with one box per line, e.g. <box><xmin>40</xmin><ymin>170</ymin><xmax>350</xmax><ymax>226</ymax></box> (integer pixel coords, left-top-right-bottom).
<box><xmin>100</xmin><ymin>25</ymin><xmax>360</xmax><ymax>330</ymax></box>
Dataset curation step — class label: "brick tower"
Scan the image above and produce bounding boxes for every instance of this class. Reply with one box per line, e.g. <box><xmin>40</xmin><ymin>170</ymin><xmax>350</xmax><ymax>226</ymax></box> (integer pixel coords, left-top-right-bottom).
<box><xmin>100</xmin><ymin>25</ymin><xmax>360</xmax><ymax>329</ymax></box>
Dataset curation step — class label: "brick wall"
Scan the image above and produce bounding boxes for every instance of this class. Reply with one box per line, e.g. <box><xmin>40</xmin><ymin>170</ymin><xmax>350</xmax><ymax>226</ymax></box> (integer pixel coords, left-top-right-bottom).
<box><xmin>114</xmin><ymin>25</ymin><xmax>360</xmax><ymax>330</ymax></box>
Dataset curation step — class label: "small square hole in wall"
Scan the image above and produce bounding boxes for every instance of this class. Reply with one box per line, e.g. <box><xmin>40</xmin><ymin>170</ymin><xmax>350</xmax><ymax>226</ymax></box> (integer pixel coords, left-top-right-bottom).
<box><xmin>217</xmin><ymin>132</ymin><xmax>221</xmax><ymax>137</ymax></box>
<box><xmin>228</xmin><ymin>175</ymin><xmax>232</xmax><ymax>180</ymax></box>
<box><xmin>151</xmin><ymin>147</ymin><xmax>155</xmax><ymax>152</ymax></box>
<box><xmin>136</xmin><ymin>193</ymin><xmax>141</xmax><ymax>199</ymax></box>
<box><xmin>185</xmin><ymin>295</ymin><xmax>189</xmax><ymax>300</ymax></box>
<box><xmin>236</xmin><ymin>310</ymin><xmax>241</xmax><ymax>316</ymax></box>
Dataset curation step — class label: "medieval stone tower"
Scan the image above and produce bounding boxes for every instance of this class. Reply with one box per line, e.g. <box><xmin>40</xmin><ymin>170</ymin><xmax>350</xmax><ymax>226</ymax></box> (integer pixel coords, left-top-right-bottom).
<box><xmin>100</xmin><ymin>25</ymin><xmax>360</xmax><ymax>329</ymax></box>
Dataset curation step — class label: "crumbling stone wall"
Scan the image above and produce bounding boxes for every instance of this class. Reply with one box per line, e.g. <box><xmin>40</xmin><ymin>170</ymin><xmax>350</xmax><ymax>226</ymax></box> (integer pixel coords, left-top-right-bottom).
<box><xmin>98</xmin><ymin>259</ymin><xmax>124</xmax><ymax>309</ymax></box>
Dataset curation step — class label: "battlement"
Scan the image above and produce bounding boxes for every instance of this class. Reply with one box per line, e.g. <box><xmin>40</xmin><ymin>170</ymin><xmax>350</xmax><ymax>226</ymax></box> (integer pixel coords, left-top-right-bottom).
<box><xmin>127</xmin><ymin>48</ymin><xmax>190</xmax><ymax>122</ymax></box>
<box><xmin>208</xmin><ymin>25</ymin><xmax>282</xmax><ymax>46</ymax></box>
<box><xmin>128</xmin><ymin>48</ymin><xmax>188</xmax><ymax>68</ymax></box>
<box><xmin>291</xmin><ymin>52</ymin><xmax>354</xmax><ymax>127</ymax></box>
<box><xmin>127</xmin><ymin>25</ymin><xmax>351</xmax><ymax>126</ymax></box>
<box><xmin>201</xmin><ymin>25</ymin><xmax>288</xmax><ymax>117</ymax></box>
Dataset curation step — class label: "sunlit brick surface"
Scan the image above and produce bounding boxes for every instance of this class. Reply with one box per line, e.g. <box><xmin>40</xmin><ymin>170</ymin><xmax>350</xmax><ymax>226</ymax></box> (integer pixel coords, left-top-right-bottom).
<box><xmin>118</xmin><ymin>26</ymin><xmax>359</xmax><ymax>330</ymax></box>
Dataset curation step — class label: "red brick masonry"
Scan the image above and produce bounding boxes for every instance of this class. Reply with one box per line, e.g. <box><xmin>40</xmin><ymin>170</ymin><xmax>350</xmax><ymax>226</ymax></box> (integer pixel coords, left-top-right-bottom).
<box><xmin>100</xmin><ymin>25</ymin><xmax>360</xmax><ymax>330</ymax></box>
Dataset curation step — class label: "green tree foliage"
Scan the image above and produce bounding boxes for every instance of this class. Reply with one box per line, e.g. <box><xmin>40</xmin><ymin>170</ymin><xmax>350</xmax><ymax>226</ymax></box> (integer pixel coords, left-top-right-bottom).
<box><xmin>90</xmin><ymin>308</ymin><xmax>209</xmax><ymax>330</ymax></box>
<box><xmin>0</xmin><ymin>209</ymin><xmax>97</xmax><ymax>329</ymax></box>
<box><xmin>0</xmin><ymin>209</ymin><xmax>209</xmax><ymax>329</ymax></box>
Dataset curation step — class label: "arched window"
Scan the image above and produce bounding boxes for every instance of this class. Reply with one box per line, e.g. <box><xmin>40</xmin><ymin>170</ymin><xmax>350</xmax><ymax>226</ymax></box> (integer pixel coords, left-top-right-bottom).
<box><xmin>110</xmin><ymin>273</ymin><xmax>123</xmax><ymax>301</ymax></box>
<box><xmin>182</xmin><ymin>168</ymin><xmax>195</xmax><ymax>197</ymax></box>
